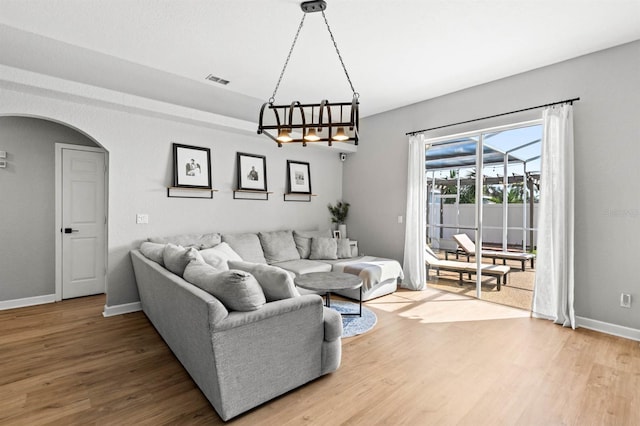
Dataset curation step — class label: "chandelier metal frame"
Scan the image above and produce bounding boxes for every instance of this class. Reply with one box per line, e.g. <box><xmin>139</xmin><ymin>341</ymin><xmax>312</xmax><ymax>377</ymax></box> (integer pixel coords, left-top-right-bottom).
<box><xmin>257</xmin><ymin>0</ymin><xmax>360</xmax><ymax>147</ymax></box>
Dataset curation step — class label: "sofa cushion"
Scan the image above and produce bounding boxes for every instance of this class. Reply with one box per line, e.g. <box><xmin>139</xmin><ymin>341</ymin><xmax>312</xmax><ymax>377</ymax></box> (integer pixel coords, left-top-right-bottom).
<box><xmin>149</xmin><ymin>232</ymin><xmax>221</xmax><ymax>249</ymax></box>
<box><xmin>228</xmin><ymin>260</ymin><xmax>301</xmax><ymax>301</ymax></box>
<box><xmin>221</xmin><ymin>233</ymin><xmax>267</xmax><ymax>264</ymax></box>
<box><xmin>309</xmin><ymin>237</ymin><xmax>338</xmax><ymax>260</ymax></box>
<box><xmin>163</xmin><ymin>244</ymin><xmax>203</xmax><ymax>276</ymax></box>
<box><xmin>273</xmin><ymin>259</ymin><xmax>332</xmax><ymax>276</ymax></box>
<box><xmin>183</xmin><ymin>261</ymin><xmax>266</xmax><ymax>311</ymax></box>
<box><xmin>336</xmin><ymin>238</ymin><xmax>353</xmax><ymax>259</ymax></box>
<box><xmin>293</xmin><ymin>230</ymin><xmax>332</xmax><ymax>259</ymax></box>
<box><xmin>139</xmin><ymin>242</ymin><xmax>165</xmax><ymax>265</ymax></box>
<box><xmin>258</xmin><ymin>230</ymin><xmax>301</xmax><ymax>264</ymax></box>
<box><xmin>199</xmin><ymin>242</ymin><xmax>243</xmax><ymax>271</ymax></box>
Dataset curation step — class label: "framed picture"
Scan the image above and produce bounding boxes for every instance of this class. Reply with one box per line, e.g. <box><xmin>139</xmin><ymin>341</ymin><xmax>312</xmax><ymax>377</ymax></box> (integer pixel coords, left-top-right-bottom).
<box><xmin>237</xmin><ymin>152</ymin><xmax>267</xmax><ymax>191</ymax></box>
<box><xmin>286</xmin><ymin>160</ymin><xmax>311</xmax><ymax>194</ymax></box>
<box><xmin>333</xmin><ymin>230</ymin><xmax>342</xmax><ymax>239</ymax></box>
<box><xmin>173</xmin><ymin>143</ymin><xmax>212</xmax><ymax>188</ymax></box>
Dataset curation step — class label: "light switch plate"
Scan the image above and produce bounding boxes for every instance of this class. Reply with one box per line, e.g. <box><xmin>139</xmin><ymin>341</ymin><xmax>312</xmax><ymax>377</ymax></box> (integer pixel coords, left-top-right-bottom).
<box><xmin>0</xmin><ymin>160</ymin><xmax>6</xmax><ymax>168</ymax></box>
<box><xmin>0</xmin><ymin>151</ymin><xmax>6</xmax><ymax>158</ymax></box>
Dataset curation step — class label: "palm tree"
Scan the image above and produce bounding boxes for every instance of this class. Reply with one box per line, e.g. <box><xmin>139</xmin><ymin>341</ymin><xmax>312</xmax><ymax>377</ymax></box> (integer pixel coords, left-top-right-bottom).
<box><xmin>435</xmin><ymin>169</ymin><xmax>479</xmax><ymax>204</ymax></box>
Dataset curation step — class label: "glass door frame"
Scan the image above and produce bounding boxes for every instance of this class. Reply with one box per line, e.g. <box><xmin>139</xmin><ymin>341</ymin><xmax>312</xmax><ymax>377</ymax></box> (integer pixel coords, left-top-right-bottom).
<box><xmin>424</xmin><ymin>119</ymin><xmax>541</xmax><ymax>298</ymax></box>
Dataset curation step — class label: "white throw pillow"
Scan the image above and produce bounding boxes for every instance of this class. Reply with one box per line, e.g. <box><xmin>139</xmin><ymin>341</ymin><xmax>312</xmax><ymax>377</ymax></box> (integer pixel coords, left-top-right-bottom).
<box><xmin>228</xmin><ymin>260</ymin><xmax>300</xmax><ymax>302</ymax></box>
<box><xmin>199</xmin><ymin>242</ymin><xmax>243</xmax><ymax>271</ymax></box>
<box><xmin>163</xmin><ymin>244</ymin><xmax>203</xmax><ymax>276</ymax></box>
<box><xmin>183</xmin><ymin>260</ymin><xmax>266</xmax><ymax>311</ymax></box>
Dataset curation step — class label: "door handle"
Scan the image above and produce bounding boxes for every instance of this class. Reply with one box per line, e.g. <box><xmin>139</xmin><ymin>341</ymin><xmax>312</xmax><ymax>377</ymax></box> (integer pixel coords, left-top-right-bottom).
<box><xmin>63</xmin><ymin>228</ymin><xmax>79</xmax><ymax>234</ymax></box>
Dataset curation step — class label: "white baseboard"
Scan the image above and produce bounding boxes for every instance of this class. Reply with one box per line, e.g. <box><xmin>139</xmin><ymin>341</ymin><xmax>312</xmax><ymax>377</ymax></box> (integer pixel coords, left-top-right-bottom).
<box><xmin>102</xmin><ymin>301</ymin><xmax>142</xmax><ymax>317</ymax></box>
<box><xmin>0</xmin><ymin>294</ymin><xmax>56</xmax><ymax>311</ymax></box>
<box><xmin>576</xmin><ymin>316</ymin><xmax>640</xmax><ymax>342</ymax></box>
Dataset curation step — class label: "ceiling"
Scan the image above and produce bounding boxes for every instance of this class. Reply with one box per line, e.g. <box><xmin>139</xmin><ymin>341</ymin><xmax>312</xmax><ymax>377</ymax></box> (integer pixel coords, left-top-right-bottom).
<box><xmin>1</xmin><ymin>0</ymin><xmax>639</xmax><ymax>122</ymax></box>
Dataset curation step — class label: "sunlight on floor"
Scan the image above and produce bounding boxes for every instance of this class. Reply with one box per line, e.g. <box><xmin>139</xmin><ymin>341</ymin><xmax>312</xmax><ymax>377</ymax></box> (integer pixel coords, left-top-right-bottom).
<box><xmin>367</xmin><ymin>288</ymin><xmax>530</xmax><ymax>324</ymax></box>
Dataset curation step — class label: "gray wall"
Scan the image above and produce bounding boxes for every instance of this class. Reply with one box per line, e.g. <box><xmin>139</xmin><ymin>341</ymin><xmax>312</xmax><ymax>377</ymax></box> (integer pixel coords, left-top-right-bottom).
<box><xmin>344</xmin><ymin>40</ymin><xmax>640</xmax><ymax>330</ymax></box>
<box><xmin>0</xmin><ymin>89</ymin><xmax>345</xmax><ymax>307</ymax></box>
<box><xmin>0</xmin><ymin>117</ymin><xmax>97</xmax><ymax>301</ymax></box>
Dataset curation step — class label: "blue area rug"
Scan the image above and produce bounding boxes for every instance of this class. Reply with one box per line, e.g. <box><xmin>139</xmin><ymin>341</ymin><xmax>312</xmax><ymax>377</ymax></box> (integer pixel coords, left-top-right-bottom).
<box><xmin>329</xmin><ymin>300</ymin><xmax>377</xmax><ymax>338</ymax></box>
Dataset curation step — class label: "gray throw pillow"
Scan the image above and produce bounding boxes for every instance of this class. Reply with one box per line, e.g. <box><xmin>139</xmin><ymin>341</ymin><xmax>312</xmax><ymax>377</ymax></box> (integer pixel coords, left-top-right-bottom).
<box><xmin>163</xmin><ymin>244</ymin><xmax>203</xmax><ymax>276</ymax></box>
<box><xmin>258</xmin><ymin>230</ymin><xmax>301</xmax><ymax>264</ymax></box>
<box><xmin>336</xmin><ymin>238</ymin><xmax>352</xmax><ymax>259</ymax></box>
<box><xmin>183</xmin><ymin>261</ymin><xmax>266</xmax><ymax>311</ymax></box>
<box><xmin>293</xmin><ymin>230</ymin><xmax>332</xmax><ymax>259</ymax></box>
<box><xmin>139</xmin><ymin>242</ymin><xmax>165</xmax><ymax>265</ymax></box>
<box><xmin>228</xmin><ymin>260</ymin><xmax>300</xmax><ymax>302</ymax></box>
<box><xmin>199</xmin><ymin>242</ymin><xmax>243</xmax><ymax>271</ymax></box>
<box><xmin>309</xmin><ymin>237</ymin><xmax>338</xmax><ymax>260</ymax></box>
<box><xmin>221</xmin><ymin>233</ymin><xmax>268</xmax><ymax>264</ymax></box>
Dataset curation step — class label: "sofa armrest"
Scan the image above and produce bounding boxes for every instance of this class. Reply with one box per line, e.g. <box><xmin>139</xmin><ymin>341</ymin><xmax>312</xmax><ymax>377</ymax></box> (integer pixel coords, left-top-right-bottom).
<box><xmin>322</xmin><ymin>306</ymin><xmax>342</xmax><ymax>342</ymax></box>
<box><xmin>209</xmin><ymin>293</ymin><xmax>327</xmax><ymax>420</ymax></box>
<box><xmin>212</xmin><ymin>294</ymin><xmax>323</xmax><ymax>332</ymax></box>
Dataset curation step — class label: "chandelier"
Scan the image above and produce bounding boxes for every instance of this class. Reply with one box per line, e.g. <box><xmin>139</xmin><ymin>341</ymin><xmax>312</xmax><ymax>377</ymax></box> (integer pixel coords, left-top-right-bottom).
<box><xmin>257</xmin><ymin>0</ymin><xmax>359</xmax><ymax>147</ymax></box>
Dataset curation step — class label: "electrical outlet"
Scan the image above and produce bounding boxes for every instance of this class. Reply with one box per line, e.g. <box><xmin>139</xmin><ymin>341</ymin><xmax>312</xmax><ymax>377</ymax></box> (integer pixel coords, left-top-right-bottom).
<box><xmin>136</xmin><ymin>214</ymin><xmax>149</xmax><ymax>224</ymax></box>
<box><xmin>620</xmin><ymin>293</ymin><xmax>632</xmax><ymax>308</ymax></box>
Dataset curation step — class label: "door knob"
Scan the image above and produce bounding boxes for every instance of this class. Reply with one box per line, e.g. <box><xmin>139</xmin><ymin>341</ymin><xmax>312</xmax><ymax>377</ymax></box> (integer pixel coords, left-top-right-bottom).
<box><xmin>63</xmin><ymin>228</ymin><xmax>79</xmax><ymax>234</ymax></box>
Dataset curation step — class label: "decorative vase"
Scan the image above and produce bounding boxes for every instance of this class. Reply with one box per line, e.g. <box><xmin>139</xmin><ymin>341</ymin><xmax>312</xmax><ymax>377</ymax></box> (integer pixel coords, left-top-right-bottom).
<box><xmin>338</xmin><ymin>223</ymin><xmax>347</xmax><ymax>239</ymax></box>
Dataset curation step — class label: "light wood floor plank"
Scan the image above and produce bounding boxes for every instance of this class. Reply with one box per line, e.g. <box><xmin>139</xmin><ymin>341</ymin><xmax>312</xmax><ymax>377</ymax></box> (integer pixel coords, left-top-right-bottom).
<box><xmin>1</xmin><ymin>290</ymin><xmax>638</xmax><ymax>425</ymax></box>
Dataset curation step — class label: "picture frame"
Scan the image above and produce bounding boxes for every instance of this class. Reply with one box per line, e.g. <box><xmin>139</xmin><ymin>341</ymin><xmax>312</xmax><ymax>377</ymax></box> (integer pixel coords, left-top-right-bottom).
<box><xmin>173</xmin><ymin>143</ymin><xmax>212</xmax><ymax>189</ymax></box>
<box><xmin>237</xmin><ymin>152</ymin><xmax>267</xmax><ymax>191</ymax></box>
<box><xmin>286</xmin><ymin>160</ymin><xmax>311</xmax><ymax>194</ymax></box>
<box><xmin>333</xmin><ymin>230</ymin><xmax>342</xmax><ymax>239</ymax></box>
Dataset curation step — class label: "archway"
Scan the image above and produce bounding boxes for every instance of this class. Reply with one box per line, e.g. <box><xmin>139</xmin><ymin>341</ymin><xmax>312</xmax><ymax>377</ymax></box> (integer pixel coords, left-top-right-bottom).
<box><xmin>0</xmin><ymin>115</ymin><xmax>109</xmax><ymax>308</ymax></box>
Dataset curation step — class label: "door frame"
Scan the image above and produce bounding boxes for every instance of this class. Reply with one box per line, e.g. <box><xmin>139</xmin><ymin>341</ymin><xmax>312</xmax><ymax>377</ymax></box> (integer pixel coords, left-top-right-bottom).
<box><xmin>54</xmin><ymin>143</ymin><xmax>109</xmax><ymax>301</ymax></box>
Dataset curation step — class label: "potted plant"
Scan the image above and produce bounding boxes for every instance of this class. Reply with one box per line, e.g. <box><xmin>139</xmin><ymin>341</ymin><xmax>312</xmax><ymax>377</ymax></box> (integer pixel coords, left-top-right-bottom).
<box><xmin>328</xmin><ymin>201</ymin><xmax>350</xmax><ymax>238</ymax></box>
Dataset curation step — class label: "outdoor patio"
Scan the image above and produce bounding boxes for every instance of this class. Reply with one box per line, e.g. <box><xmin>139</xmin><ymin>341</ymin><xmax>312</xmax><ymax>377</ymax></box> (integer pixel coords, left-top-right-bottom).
<box><xmin>426</xmin><ymin>249</ymin><xmax>535</xmax><ymax>311</ymax></box>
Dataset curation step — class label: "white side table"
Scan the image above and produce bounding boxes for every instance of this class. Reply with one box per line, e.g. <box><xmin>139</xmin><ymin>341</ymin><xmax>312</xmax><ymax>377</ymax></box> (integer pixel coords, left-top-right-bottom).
<box><xmin>349</xmin><ymin>240</ymin><xmax>358</xmax><ymax>257</ymax></box>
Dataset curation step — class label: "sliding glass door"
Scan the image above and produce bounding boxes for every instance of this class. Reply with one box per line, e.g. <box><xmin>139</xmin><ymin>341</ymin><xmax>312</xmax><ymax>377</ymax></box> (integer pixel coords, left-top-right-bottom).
<box><xmin>424</xmin><ymin>121</ymin><xmax>542</xmax><ymax>307</ymax></box>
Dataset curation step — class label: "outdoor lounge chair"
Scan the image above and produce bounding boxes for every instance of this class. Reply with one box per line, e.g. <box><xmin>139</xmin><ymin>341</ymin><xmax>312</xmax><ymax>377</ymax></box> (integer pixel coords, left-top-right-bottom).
<box><xmin>452</xmin><ymin>233</ymin><xmax>535</xmax><ymax>271</ymax></box>
<box><xmin>425</xmin><ymin>245</ymin><xmax>510</xmax><ymax>290</ymax></box>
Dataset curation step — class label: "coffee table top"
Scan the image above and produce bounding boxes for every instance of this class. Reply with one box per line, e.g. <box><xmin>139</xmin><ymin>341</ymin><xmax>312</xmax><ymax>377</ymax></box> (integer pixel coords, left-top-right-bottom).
<box><xmin>294</xmin><ymin>271</ymin><xmax>362</xmax><ymax>292</ymax></box>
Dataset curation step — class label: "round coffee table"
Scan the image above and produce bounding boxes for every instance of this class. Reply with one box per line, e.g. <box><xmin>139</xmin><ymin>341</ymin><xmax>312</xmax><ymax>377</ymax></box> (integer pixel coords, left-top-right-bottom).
<box><xmin>294</xmin><ymin>271</ymin><xmax>363</xmax><ymax>316</ymax></box>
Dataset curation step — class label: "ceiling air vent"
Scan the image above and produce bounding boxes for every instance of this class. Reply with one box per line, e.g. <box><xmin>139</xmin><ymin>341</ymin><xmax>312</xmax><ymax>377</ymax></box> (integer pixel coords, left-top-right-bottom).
<box><xmin>205</xmin><ymin>74</ymin><xmax>230</xmax><ymax>85</ymax></box>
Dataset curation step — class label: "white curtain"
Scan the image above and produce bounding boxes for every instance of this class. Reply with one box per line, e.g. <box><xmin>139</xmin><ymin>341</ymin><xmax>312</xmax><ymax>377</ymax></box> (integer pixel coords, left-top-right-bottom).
<box><xmin>402</xmin><ymin>134</ymin><xmax>428</xmax><ymax>290</ymax></box>
<box><xmin>532</xmin><ymin>103</ymin><xmax>575</xmax><ymax>328</ymax></box>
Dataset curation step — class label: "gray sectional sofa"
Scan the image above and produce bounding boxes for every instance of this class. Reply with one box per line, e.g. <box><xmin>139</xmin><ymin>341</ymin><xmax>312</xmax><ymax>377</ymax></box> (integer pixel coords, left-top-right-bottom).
<box><xmin>130</xmin><ymin>229</ymin><xmax>403</xmax><ymax>421</ymax></box>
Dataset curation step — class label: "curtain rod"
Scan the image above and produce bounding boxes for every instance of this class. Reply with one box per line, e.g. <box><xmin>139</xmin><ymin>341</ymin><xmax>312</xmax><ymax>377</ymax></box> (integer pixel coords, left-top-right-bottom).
<box><xmin>405</xmin><ymin>97</ymin><xmax>580</xmax><ymax>136</ymax></box>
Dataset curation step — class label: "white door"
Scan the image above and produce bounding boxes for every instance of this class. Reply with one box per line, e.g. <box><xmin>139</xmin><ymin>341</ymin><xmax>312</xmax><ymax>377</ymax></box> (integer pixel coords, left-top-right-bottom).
<box><xmin>61</xmin><ymin>148</ymin><xmax>106</xmax><ymax>299</ymax></box>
